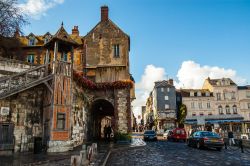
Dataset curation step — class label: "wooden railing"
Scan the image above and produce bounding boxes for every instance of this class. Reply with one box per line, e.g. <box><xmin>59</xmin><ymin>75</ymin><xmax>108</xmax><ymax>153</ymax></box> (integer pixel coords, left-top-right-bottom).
<box><xmin>0</xmin><ymin>64</ymin><xmax>53</xmax><ymax>99</ymax></box>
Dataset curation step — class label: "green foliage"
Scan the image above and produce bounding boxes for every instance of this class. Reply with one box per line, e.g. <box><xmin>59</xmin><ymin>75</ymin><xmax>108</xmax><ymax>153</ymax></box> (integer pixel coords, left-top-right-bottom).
<box><xmin>177</xmin><ymin>104</ymin><xmax>187</xmax><ymax>125</ymax></box>
<box><xmin>114</xmin><ymin>132</ymin><xmax>132</xmax><ymax>141</ymax></box>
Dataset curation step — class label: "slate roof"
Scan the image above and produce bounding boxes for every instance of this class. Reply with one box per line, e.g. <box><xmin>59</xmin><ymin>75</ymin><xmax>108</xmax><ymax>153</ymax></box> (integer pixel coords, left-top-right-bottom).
<box><xmin>207</xmin><ymin>77</ymin><xmax>236</xmax><ymax>86</ymax></box>
<box><xmin>180</xmin><ymin>89</ymin><xmax>213</xmax><ymax>97</ymax></box>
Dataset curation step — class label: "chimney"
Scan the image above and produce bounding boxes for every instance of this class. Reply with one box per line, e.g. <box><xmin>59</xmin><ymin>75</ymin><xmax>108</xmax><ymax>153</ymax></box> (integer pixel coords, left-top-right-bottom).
<box><xmin>14</xmin><ymin>28</ymin><xmax>20</xmax><ymax>38</ymax></box>
<box><xmin>101</xmin><ymin>6</ymin><xmax>109</xmax><ymax>22</ymax></box>
<box><xmin>72</xmin><ymin>26</ymin><xmax>79</xmax><ymax>36</ymax></box>
<box><xmin>168</xmin><ymin>79</ymin><xmax>174</xmax><ymax>86</ymax></box>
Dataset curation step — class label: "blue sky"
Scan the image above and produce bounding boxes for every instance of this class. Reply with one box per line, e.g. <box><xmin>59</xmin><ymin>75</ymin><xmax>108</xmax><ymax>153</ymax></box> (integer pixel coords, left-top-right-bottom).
<box><xmin>18</xmin><ymin>0</ymin><xmax>250</xmax><ymax>117</ymax></box>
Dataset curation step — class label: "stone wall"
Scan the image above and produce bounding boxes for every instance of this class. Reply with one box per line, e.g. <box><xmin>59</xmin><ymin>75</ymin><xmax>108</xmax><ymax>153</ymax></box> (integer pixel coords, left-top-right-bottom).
<box><xmin>115</xmin><ymin>89</ymin><xmax>131</xmax><ymax>133</ymax></box>
<box><xmin>0</xmin><ymin>86</ymin><xmax>44</xmax><ymax>152</ymax></box>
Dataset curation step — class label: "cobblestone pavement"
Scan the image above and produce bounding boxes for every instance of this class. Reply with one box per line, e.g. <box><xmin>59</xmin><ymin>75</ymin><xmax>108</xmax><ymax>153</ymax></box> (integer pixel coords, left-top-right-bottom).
<box><xmin>106</xmin><ymin>141</ymin><xmax>250</xmax><ymax>166</ymax></box>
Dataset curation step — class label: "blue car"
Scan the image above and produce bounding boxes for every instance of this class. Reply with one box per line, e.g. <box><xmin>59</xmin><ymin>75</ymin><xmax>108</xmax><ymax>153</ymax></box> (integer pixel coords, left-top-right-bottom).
<box><xmin>143</xmin><ymin>130</ymin><xmax>157</xmax><ymax>141</ymax></box>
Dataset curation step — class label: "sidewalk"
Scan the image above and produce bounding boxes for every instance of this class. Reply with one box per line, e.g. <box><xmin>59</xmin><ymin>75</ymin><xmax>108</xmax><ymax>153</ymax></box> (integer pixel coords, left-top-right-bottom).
<box><xmin>0</xmin><ymin>146</ymin><xmax>82</xmax><ymax>166</ymax></box>
<box><xmin>0</xmin><ymin>138</ymin><xmax>146</xmax><ymax>166</ymax></box>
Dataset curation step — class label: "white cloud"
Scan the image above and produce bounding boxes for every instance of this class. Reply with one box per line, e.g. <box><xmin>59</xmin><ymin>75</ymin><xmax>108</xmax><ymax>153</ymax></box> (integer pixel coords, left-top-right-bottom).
<box><xmin>133</xmin><ymin>61</ymin><xmax>247</xmax><ymax>122</ymax></box>
<box><xmin>176</xmin><ymin>60</ymin><xmax>247</xmax><ymax>89</ymax></box>
<box><xmin>18</xmin><ymin>0</ymin><xmax>64</xmax><ymax>19</ymax></box>
<box><xmin>132</xmin><ymin>65</ymin><xmax>167</xmax><ymax>122</ymax></box>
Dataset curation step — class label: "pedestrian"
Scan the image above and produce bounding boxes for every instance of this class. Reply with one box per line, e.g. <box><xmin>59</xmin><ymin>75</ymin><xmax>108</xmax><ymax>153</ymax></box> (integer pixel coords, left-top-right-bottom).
<box><xmin>104</xmin><ymin>125</ymin><xmax>108</xmax><ymax>142</ymax></box>
<box><xmin>107</xmin><ymin>125</ymin><xmax>112</xmax><ymax>142</ymax></box>
<box><xmin>228</xmin><ymin>130</ymin><xmax>235</xmax><ymax>146</ymax></box>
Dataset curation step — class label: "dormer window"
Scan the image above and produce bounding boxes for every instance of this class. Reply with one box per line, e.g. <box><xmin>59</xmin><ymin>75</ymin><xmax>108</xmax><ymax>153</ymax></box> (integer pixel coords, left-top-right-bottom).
<box><xmin>197</xmin><ymin>91</ymin><xmax>201</xmax><ymax>96</ymax></box>
<box><xmin>28</xmin><ymin>37</ymin><xmax>35</xmax><ymax>46</ymax></box>
<box><xmin>205</xmin><ymin>92</ymin><xmax>210</xmax><ymax>97</ymax></box>
<box><xmin>190</xmin><ymin>91</ymin><xmax>194</xmax><ymax>97</ymax></box>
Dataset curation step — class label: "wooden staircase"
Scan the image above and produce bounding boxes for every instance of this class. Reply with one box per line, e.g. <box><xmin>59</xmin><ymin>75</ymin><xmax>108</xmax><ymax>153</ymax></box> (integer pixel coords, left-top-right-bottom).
<box><xmin>0</xmin><ymin>64</ymin><xmax>53</xmax><ymax>99</ymax></box>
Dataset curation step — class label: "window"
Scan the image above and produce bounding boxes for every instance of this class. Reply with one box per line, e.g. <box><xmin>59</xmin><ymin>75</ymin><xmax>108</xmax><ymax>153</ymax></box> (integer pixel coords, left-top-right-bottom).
<box><xmin>28</xmin><ymin>37</ymin><xmax>35</xmax><ymax>46</ymax></box>
<box><xmin>216</xmin><ymin>93</ymin><xmax>221</xmax><ymax>100</ymax></box>
<box><xmin>165</xmin><ymin>104</ymin><xmax>169</xmax><ymax>109</ymax></box>
<box><xmin>164</xmin><ymin>96</ymin><xmax>169</xmax><ymax>100</ymax></box>
<box><xmin>27</xmin><ymin>54</ymin><xmax>35</xmax><ymax>63</ymax></box>
<box><xmin>113</xmin><ymin>44</ymin><xmax>120</xmax><ymax>57</ymax></box>
<box><xmin>208</xmin><ymin>112</ymin><xmax>212</xmax><ymax>115</ymax></box>
<box><xmin>57</xmin><ymin>113</ymin><xmax>66</xmax><ymax>130</ymax></box>
<box><xmin>205</xmin><ymin>92</ymin><xmax>210</xmax><ymax>97</ymax></box>
<box><xmin>232</xmin><ymin>92</ymin><xmax>236</xmax><ymax>100</ymax></box>
<box><xmin>218</xmin><ymin>106</ymin><xmax>223</xmax><ymax>114</ymax></box>
<box><xmin>248</xmin><ymin>103</ymin><xmax>250</xmax><ymax>109</ymax></box>
<box><xmin>192</xmin><ymin>113</ymin><xmax>196</xmax><ymax>116</ymax></box>
<box><xmin>191</xmin><ymin>102</ymin><xmax>195</xmax><ymax>109</ymax></box>
<box><xmin>167</xmin><ymin>88</ymin><xmax>170</xmax><ymax>92</ymax></box>
<box><xmin>197</xmin><ymin>91</ymin><xmax>201</xmax><ymax>96</ymax></box>
<box><xmin>226</xmin><ymin>105</ymin><xmax>230</xmax><ymax>114</ymax></box>
<box><xmin>61</xmin><ymin>52</ymin><xmax>67</xmax><ymax>61</ymax></box>
<box><xmin>198</xmin><ymin>102</ymin><xmax>202</xmax><ymax>109</ymax></box>
<box><xmin>199</xmin><ymin>112</ymin><xmax>204</xmax><ymax>116</ymax></box>
<box><xmin>44</xmin><ymin>37</ymin><xmax>49</xmax><ymax>44</ymax></box>
<box><xmin>246</xmin><ymin>91</ymin><xmax>250</xmax><ymax>98</ymax></box>
<box><xmin>190</xmin><ymin>91</ymin><xmax>194</xmax><ymax>97</ymax></box>
<box><xmin>44</xmin><ymin>54</ymin><xmax>50</xmax><ymax>64</ymax></box>
<box><xmin>161</xmin><ymin>88</ymin><xmax>164</xmax><ymax>92</ymax></box>
<box><xmin>233</xmin><ymin>105</ymin><xmax>237</xmax><ymax>114</ymax></box>
<box><xmin>207</xmin><ymin>102</ymin><xmax>211</xmax><ymax>109</ymax></box>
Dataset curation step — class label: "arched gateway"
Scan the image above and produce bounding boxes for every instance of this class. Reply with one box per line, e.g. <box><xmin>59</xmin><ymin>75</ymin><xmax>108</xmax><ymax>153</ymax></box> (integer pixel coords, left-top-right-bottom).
<box><xmin>88</xmin><ymin>99</ymin><xmax>114</xmax><ymax>140</ymax></box>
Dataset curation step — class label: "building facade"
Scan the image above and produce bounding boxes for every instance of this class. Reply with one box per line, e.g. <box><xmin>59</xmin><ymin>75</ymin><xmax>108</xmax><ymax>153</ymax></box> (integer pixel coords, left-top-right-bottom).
<box><xmin>144</xmin><ymin>79</ymin><xmax>177</xmax><ymax>131</ymax></box>
<box><xmin>0</xmin><ymin>6</ymin><xmax>135</xmax><ymax>153</ymax></box>
<box><xmin>183</xmin><ymin>78</ymin><xmax>246</xmax><ymax>138</ymax></box>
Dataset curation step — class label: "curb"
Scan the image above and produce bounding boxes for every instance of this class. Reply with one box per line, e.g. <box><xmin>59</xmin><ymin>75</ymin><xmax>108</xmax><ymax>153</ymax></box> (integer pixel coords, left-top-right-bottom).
<box><xmin>102</xmin><ymin>150</ymin><xmax>111</xmax><ymax>166</ymax></box>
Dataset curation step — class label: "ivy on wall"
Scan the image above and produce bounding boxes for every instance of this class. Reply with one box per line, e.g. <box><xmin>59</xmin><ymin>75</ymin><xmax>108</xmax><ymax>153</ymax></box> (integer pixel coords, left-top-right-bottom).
<box><xmin>73</xmin><ymin>70</ymin><xmax>133</xmax><ymax>90</ymax></box>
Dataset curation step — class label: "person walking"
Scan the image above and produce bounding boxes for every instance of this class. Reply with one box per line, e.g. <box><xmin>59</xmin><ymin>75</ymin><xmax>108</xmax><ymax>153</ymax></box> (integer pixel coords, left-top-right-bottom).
<box><xmin>107</xmin><ymin>125</ymin><xmax>112</xmax><ymax>142</ymax></box>
<box><xmin>104</xmin><ymin>125</ymin><xmax>108</xmax><ymax>142</ymax></box>
<box><xmin>228</xmin><ymin>130</ymin><xmax>235</xmax><ymax>146</ymax></box>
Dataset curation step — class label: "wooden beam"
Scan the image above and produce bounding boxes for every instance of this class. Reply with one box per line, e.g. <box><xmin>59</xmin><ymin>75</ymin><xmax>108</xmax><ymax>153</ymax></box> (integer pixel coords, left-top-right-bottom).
<box><xmin>44</xmin><ymin>81</ymin><xmax>53</xmax><ymax>94</ymax></box>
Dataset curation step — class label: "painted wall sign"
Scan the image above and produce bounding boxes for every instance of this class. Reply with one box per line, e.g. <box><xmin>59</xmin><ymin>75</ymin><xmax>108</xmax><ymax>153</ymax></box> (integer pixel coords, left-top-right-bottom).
<box><xmin>1</xmin><ymin>107</ymin><xmax>10</xmax><ymax>115</ymax></box>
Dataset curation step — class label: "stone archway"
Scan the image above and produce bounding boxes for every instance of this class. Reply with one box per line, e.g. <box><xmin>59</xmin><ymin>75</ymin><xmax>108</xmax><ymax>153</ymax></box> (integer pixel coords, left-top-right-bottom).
<box><xmin>87</xmin><ymin>99</ymin><xmax>115</xmax><ymax>141</ymax></box>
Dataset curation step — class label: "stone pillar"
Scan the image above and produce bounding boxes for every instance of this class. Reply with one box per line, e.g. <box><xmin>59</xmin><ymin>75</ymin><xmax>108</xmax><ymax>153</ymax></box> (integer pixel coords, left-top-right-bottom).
<box><xmin>115</xmin><ymin>89</ymin><xmax>130</xmax><ymax>133</ymax></box>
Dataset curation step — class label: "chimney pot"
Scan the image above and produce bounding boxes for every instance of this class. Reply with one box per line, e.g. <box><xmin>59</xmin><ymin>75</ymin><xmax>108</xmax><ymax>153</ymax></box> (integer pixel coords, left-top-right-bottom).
<box><xmin>72</xmin><ymin>25</ymin><xmax>79</xmax><ymax>36</ymax></box>
<box><xmin>168</xmin><ymin>79</ymin><xmax>174</xmax><ymax>86</ymax></box>
<box><xmin>101</xmin><ymin>6</ymin><xmax>109</xmax><ymax>22</ymax></box>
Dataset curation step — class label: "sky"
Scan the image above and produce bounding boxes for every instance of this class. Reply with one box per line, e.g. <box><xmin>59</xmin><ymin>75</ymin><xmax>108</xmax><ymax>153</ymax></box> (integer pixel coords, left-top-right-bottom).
<box><xmin>17</xmin><ymin>0</ymin><xmax>250</xmax><ymax>119</ymax></box>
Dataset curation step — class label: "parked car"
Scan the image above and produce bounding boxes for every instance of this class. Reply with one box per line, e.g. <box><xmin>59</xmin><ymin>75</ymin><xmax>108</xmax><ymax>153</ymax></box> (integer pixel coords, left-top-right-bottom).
<box><xmin>187</xmin><ymin>131</ymin><xmax>224</xmax><ymax>151</ymax></box>
<box><xmin>167</xmin><ymin>128</ymin><xmax>187</xmax><ymax>142</ymax></box>
<box><xmin>143</xmin><ymin>130</ymin><xmax>157</xmax><ymax>141</ymax></box>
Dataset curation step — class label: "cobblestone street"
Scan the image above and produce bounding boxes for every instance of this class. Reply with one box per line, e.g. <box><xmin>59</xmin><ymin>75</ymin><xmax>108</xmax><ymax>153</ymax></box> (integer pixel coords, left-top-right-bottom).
<box><xmin>106</xmin><ymin>141</ymin><xmax>250</xmax><ymax>166</ymax></box>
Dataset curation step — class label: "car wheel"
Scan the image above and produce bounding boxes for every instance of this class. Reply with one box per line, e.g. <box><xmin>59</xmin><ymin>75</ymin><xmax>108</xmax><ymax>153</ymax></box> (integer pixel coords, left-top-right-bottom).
<box><xmin>196</xmin><ymin>141</ymin><xmax>201</xmax><ymax>149</ymax></box>
<box><xmin>216</xmin><ymin>147</ymin><xmax>222</xmax><ymax>151</ymax></box>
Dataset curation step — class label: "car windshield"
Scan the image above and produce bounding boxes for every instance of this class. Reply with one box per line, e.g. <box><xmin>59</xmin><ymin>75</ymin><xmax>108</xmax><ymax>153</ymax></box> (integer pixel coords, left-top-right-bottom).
<box><xmin>144</xmin><ymin>130</ymin><xmax>155</xmax><ymax>134</ymax></box>
<box><xmin>201</xmin><ymin>132</ymin><xmax>219</xmax><ymax>137</ymax></box>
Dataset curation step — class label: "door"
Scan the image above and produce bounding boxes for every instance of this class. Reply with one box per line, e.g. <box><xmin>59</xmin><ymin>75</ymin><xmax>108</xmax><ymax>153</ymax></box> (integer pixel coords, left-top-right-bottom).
<box><xmin>0</xmin><ymin>123</ymin><xmax>14</xmax><ymax>151</ymax></box>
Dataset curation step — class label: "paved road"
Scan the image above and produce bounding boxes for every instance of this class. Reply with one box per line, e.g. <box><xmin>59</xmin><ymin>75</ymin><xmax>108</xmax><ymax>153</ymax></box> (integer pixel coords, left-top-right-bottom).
<box><xmin>106</xmin><ymin>141</ymin><xmax>250</xmax><ymax>166</ymax></box>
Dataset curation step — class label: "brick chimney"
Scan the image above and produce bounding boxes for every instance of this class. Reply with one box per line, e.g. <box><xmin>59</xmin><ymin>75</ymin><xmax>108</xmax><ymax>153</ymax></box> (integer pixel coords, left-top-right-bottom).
<box><xmin>72</xmin><ymin>26</ymin><xmax>79</xmax><ymax>36</ymax></box>
<box><xmin>101</xmin><ymin>6</ymin><xmax>109</xmax><ymax>22</ymax></box>
<box><xmin>14</xmin><ymin>28</ymin><xmax>20</xmax><ymax>38</ymax></box>
<box><xmin>168</xmin><ymin>79</ymin><xmax>174</xmax><ymax>86</ymax></box>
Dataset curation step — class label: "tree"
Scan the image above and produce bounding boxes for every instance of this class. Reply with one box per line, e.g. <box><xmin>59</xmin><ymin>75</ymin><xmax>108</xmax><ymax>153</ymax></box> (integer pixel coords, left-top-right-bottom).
<box><xmin>0</xmin><ymin>0</ymin><xmax>27</xmax><ymax>37</ymax></box>
<box><xmin>177</xmin><ymin>104</ymin><xmax>187</xmax><ymax>126</ymax></box>
<box><xmin>0</xmin><ymin>0</ymin><xmax>28</xmax><ymax>58</ymax></box>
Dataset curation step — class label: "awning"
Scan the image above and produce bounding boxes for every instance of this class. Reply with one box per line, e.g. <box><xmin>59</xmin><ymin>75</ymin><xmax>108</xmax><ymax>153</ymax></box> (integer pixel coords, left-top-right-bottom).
<box><xmin>185</xmin><ymin>119</ymin><xmax>242</xmax><ymax>125</ymax></box>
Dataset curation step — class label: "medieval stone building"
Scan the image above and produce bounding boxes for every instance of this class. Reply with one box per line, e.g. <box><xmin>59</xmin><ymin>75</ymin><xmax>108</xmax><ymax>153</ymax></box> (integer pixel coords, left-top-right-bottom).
<box><xmin>0</xmin><ymin>6</ymin><xmax>135</xmax><ymax>153</ymax></box>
